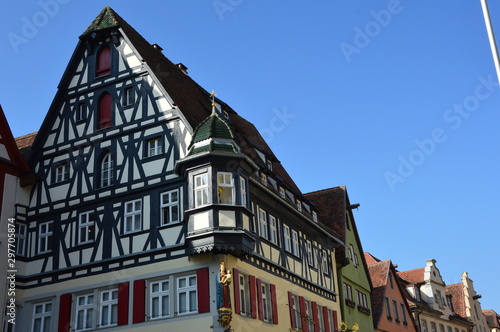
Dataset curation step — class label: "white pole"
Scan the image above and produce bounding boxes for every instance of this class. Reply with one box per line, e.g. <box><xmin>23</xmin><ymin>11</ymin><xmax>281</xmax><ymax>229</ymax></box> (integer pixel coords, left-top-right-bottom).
<box><xmin>480</xmin><ymin>0</ymin><xmax>500</xmax><ymax>83</ymax></box>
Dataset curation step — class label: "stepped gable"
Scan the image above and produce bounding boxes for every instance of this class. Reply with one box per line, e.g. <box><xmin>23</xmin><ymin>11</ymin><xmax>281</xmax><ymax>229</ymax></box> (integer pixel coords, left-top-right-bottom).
<box><xmin>81</xmin><ymin>7</ymin><xmax>302</xmax><ymax>195</ymax></box>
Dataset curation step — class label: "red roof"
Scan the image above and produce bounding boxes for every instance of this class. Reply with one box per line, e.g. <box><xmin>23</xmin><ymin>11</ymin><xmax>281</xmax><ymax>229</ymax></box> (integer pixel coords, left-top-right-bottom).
<box><xmin>397</xmin><ymin>268</ymin><xmax>424</xmax><ymax>284</ymax></box>
<box><xmin>446</xmin><ymin>283</ymin><xmax>466</xmax><ymax>317</ymax></box>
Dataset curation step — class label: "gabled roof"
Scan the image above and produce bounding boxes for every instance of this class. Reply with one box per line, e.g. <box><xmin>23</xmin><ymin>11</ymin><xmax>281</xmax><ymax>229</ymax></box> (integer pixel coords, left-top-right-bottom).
<box><xmin>366</xmin><ymin>259</ymin><xmax>391</xmax><ymax>326</ymax></box>
<box><xmin>446</xmin><ymin>283</ymin><xmax>466</xmax><ymax>318</ymax></box>
<box><xmin>28</xmin><ymin>6</ymin><xmax>303</xmax><ymax>196</ymax></box>
<box><xmin>398</xmin><ymin>267</ymin><xmax>424</xmax><ymax>284</ymax></box>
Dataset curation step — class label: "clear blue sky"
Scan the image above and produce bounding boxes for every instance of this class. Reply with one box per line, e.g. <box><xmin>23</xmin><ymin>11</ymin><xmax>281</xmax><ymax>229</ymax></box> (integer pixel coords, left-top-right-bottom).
<box><xmin>1</xmin><ymin>0</ymin><xmax>499</xmax><ymax>312</ymax></box>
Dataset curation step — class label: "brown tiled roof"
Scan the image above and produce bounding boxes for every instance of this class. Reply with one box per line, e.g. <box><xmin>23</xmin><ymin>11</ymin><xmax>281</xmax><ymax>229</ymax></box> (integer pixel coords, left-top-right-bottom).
<box><xmin>364</xmin><ymin>252</ymin><xmax>381</xmax><ymax>265</ymax></box>
<box><xmin>367</xmin><ymin>260</ymin><xmax>391</xmax><ymax>326</ymax></box>
<box><xmin>304</xmin><ymin>186</ymin><xmax>346</xmax><ymax>240</ymax></box>
<box><xmin>398</xmin><ymin>268</ymin><xmax>424</xmax><ymax>284</ymax></box>
<box><xmin>483</xmin><ymin>310</ymin><xmax>500</xmax><ymax>328</ymax></box>
<box><xmin>15</xmin><ymin>132</ymin><xmax>37</xmax><ymax>149</ymax></box>
<box><xmin>75</xmin><ymin>7</ymin><xmax>302</xmax><ymax>195</ymax></box>
<box><xmin>446</xmin><ymin>283</ymin><xmax>466</xmax><ymax>318</ymax></box>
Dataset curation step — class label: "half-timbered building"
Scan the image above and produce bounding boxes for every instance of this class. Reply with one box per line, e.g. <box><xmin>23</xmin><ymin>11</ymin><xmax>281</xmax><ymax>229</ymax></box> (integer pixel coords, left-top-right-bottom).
<box><xmin>11</xmin><ymin>7</ymin><xmax>344</xmax><ymax>332</ymax></box>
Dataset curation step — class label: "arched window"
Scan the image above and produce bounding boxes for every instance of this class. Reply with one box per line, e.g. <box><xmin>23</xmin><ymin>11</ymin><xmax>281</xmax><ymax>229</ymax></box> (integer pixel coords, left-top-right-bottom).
<box><xmin>96</xmin><ymin>45</ymin><xmax>111</xmax><ymax>77</ymax></box>
<box><xmin>100</xmin><ymin>152</ymin><xmax>113</xmax><ymax>187</ymax></box>
<box><xmin>98</xmin><ymin>93</ymin><xmax>112</xmax><ymax>129</ymax></box>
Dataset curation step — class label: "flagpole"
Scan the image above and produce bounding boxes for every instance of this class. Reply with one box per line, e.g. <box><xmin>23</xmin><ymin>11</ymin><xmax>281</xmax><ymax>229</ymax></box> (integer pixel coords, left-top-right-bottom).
<box><xmin>480</xmin><ymin>0</ymin><xmax>500</xmax><ymax>83</ymax></box>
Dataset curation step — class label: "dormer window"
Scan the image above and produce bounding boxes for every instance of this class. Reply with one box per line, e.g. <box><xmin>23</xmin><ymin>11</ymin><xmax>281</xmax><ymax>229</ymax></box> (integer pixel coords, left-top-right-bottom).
<box><xmin>217</xmin><ymin>172</ymin><xmax>234</xmax><ymax>204</ymax></box>
<box><xmin>279</xmin><ymin>187</ymin><xmax>285</xmax><ymax>199</ymax></box>
<box><xmin>296</xmin><ymin>200</ymin><xmax>302</xmax><ymax>212</ymax></box>
<box><xmin>266</xmin><ymin>159</ymin><xmax>272</xmax><ymax>171</ymax></box>
<box><xmin>260</xmin><ymin>172</ymin><xmax>267</xmax><ymax>185</ymax></box>
<box><xmin>96</xmin><ymin>45</ymin><xmax>111</xmax><ymax>77</ymax></box>
<box><xmin>312</xmin><ymin>211</ymin><xmax>318</xmax><ymax>222</ymax></box>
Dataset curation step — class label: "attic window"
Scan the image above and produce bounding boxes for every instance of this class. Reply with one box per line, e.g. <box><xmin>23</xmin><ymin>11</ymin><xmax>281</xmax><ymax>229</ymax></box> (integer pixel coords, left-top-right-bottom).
<box><xmin>279</xmin><ymin>187</ymin><xmax>285</xmax><ymax>199</ymax></box>
<box><xmin>266</xmin><ymin>159</ymin><xmax>272</xmax><ymax>171</ymax></box>
<box><xmin>296</xmin><ymin>200</ymin><xmax>302</xmax><ymax>212</ymax></box>
<box><xmin>96</xmin><ymin>45</ymin><xmax>111</xmax><ymax>77</ymax></box>
<box><xmin>312</xmin><ymin>211</ymin><xmax>318</xmax><ymax>222</ymax></box>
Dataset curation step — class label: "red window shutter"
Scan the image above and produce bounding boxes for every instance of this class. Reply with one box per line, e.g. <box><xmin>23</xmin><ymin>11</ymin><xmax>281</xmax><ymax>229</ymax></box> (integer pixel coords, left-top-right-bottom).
<box><xmin>58</xmin><ymin>293</ymin><xmax>72</xmax><ymax>332</ymax></box>
<box><xmin>197</xmin><ymin>268</ymin><xmax>210</xmax><ymax>313</ymax></box>
<box><xmin>249</xmin><ymin>275</ymin><xmax>257</xmax><ymax>319</ymax></box>
<box><xmin>312</xmin><ymin>302</ymin><xmax>320</xmax><ymax>332</ymax></box>
<box><xmin>118</xmin><ymin>282</ymin><xmax>129</xmax><ymax>326</ymax></box>
<box><xmin>333</xmin><ymin>310</ymin><xmax>339</xmax><ymax>332</ymax></box>
<box><xmin>288</xmin><ymin>291</ymin><xmax>296</xmax><ymax>328</ymax></box>
<box><xmin>133</xmin><ymin>280</ymin><xmax>146</xmax><ymax>323</ymax></box>
<box><xmin>97</xmin><ymin>46</ymin><xmax>111</xmax><ymax>76</ymax></box>
<box><xmin>323</xmin><ymin>306</ymin><xmax>330</xmax><ymax>332</ymax></box>
<box><xmin>99</xmin><ymin>93</ymin><xmax>112</xmax><ymax>129</ymax></box>
<box><xmin>256</xmin><ymin>278</ymin><xmax>264</xmax><ymax>321</ymax></box>
<box><xmin>299</xmin><ymin>296</ymin><xmax>308</xmax><ymax>332</ymax></box>
<box><xmin>270</xmin><ymin>284</ymin><xmax>278</xmax><ymax>325</ymax></box>
<box><xmin>233</xmin><ymin>269</ymin><xmax>241</xmax><ymax>314</ymax></box>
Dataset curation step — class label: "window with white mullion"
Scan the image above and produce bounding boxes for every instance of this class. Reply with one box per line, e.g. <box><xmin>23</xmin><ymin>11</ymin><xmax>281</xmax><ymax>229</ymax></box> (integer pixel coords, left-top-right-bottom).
<box><xmin>177</xmin><ymin>275</ymin><xmax>197</xmax><ymax>315</ymax></box>
<box><xmin>38</xmin><ymin>222</ymin><xmax>53</xmax><ymax>254</ymax></box>
<box><xmin>100</xmin><ymin>153</ymin><xmax>113</xmax><ymax>187</ymax></box>
<box><xmin>161</xmin><ymin>190</ymin><xmax>179</xmax><ymax>225</ymax></box>
<box><xmin>291</xmin><ymin>229</ymin><xmax>300</xmax><ymax>256</ymax></box>
<box><xmin>55</xmin><ymin>163</ymin><xmax>69</xmax><ymax>183</ymax></box>
<box><xmin>322</xmin><ymin>250</ymin><xmax>330</xmax><ymax>274</ymax></box>
<box><xmin>283</xmin><ymin>224</ymin><xmax>291</xmax><ymax>252</ymax></box>
<box><xmin>99</xmin><ymin>289</ymin><xmax>118</xmax><ymax>328</ymax></box>
<box><xmin>194</xmin><ymin>173</ymin><xmax>208</xmax><ymax>208</ymax></box>
<box><xmin>239</xmin><ymin>273</ymin><xmax>249</xmax><ymax>315</ymax></box>
<box><xmin>239</xmin><ymin>176</ymin><xmax>247</xmax><ymax>207</ymax></box>
<box><xmin>306</xmin><ymin>300</ymin><xmax>314</xmax><ymax>331</ymax></box>
<box><xmin>268</xmin><ymin>215</ymin><xmax>278</xmax><ymax>245</ymax></box>
<box><xmin>15</xmin><ymin>223</ymin><xmax>27</xmax><ymax>256</ymax></box>
<box><xmin>32</xmin><ymin>302</ymin><xmax>52</xmax><ymax>332</ymax></box>
<box><xmin>258</xmin><ymin>208</ymin><xmax>268</xmax><ymax>239</ymax></box>
<box><xmin>78</xmin><ymin>212</ymin><xmax>95</xmax><ymax>244</ymax></box>
<box><xmin>147</xmin><ymin>137</ymin><xmax>163</xmax><ymax>157</ymax></box>
<box><xmin>306</xmin><ymin>240</ymin><xmax>314</xmax><ymax>266</ymax></box>
<box><xmin>217</xmin><ymin>172</ymin><xmax>234</xmax><ymax>205</ymax></box>
<box><xmin>75</xmin><ymin>294</ymin><xmax>94</xmax><ymax>332</ymax></box>
<box><xmin>124</xmin><ymin>199</ymin><xmax>142</xmax><ymax>233</ymax></box>
<box><xmin>261</xmin><ymin>282</ymin><xmax>271</xmax><ymax>322</ymax></box>
<box><xmin>150</xmin><ymin>280</ymin><xmax>170</xmax><ymax>319</ymax></box>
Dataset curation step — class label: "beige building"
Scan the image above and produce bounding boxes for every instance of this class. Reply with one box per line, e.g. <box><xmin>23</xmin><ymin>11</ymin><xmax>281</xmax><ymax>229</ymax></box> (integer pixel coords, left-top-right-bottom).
<box><xmin>398</xmin><ymin>259</ymin><xmax>474</xmax><ymax>332</ymax></box>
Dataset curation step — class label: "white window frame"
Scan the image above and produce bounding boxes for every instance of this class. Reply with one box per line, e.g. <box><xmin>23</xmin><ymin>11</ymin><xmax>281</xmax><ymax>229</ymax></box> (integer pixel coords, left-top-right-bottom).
<box><xmin>194</xmin><ymin>173</ymin><xmax>208</xmax><ymax>208</ymax></box>
<box><xmin>306</xmin><ymin>240</ymin><xmax>314</xmax><ymax>266</ymax></box>
<box><xmin>147</xmin><ymin>137</ymin><xmax>163</xmax><ymax>157</ymax></box>
<box><xmin>239</xmin><ymin>273</ymin><xmax>250</xmax><ymax>316</ymax></box>
<box><xmin>291</xmin><ymin>294</ymin><xmax>301</xmax><ymax>329</ymax></box>
<box><xmin>78</xmin><ymin>211</ymin><xmax>95</xmax><ymax>244</ymax></box>
<box><xmin>268</xmin><ymin>215</ymin><xmax>278</xmax><ymax>245</ymax></box>
<box><xmin>15</xmin><ymin>223</ymin><xmax>27</xmax><ymax>256</ymax></box>
<box><xmin>99</xmin><ymin>289</ymin><xmax>118</xmax><ymax>328</ymax></box>
<box><xmin>124</xmin><ymin>199</ymin><xmax>142</xmax><ymax>233</ymax></box>
<box><xmin>283</xmin><ymin>224</ymin><xmax>291</xmax><ymax>252</ymax></box>
<box><xmin>55</xmin><ymin>163</ymin><xmax>69</xmax><ymax>183</ymax></box>
<box><xmin>312</xmin><ymin>211</ymin><xmax>318</xmax><ymax>222</ymax></box>
<box><xmin>76</xmin><ymin>102</ymin><xmax>86</xmax><ymax>121</ymax></box>
<box><xmin>279</xmin><ymin>187</ymin><xmax>285</xmax><ymax>199</ymax></box>
<box><xmin>291</xmin><ymin>229</ymin><xmax>300</xmax><ymax>256</ymax></box>
<box><xmin>31</xmin><ymin>301</ymin><xmax>52</xmax><ymax>332</ymax></box>
<box><xmin>38</xmin><ymin>222</ymin><xmax>53</xmax><ymax>254</ymax></box>
<box><xmin>296</xmin><ymin>200</ymin><xmax>302</xmax><ymax>212</ymax></box>
<box><xmin>260</xmin><ymin>172</ymin><xmax>267</xmax><ymax>185</ymax></box>
<box><xmin>177</xmin><ymin>275</ymin><xmax>197</xmax><ymax>315</ymax></box>
<box><xmin>123</xmin><ymin>87</ymin><xmax>134</xmax><ymax>106</ymax></box>
<box><xmin>217</xmin><ymin>172</ymin><xmax>234</xmax><ymax>205</ymax></box>
<box><xmin>322</xmin><ymin>250</ymin><xmax>330</xmax><ymax>274</ymax></box>
<box><xmin>150</xmin><ymin>279</ymin><xmax>170</xmax><ymax>319</ymax></box>
<box><xmin>161</xmin><ymin>190</ymin><xmax>179</xmax><ymax>225</ymax></box>
<box><xmin>75</xmin><ymin>294</ymin><xmax>94</xmax><ymax>332</ymax></box>
<box><xmin>306</xmin><ymin>300</ymin><xmax>314</xmax><ymax>331</ymax></box>
<box><xmin>239</xmin><ymin>176</ymin><xmax>247</xmax><ymax>207</ymax></box>
<box><xmin>261</xmin><ymin>282</ymin><xmax>272</xmax><ymax>322</ymax></box>
<box><xmin>100</xmin><ymin>153</ymin><xmax>113</xmax><ymax>187</ymax></box>
<box><xmin>259</xmin><ymin>208</ymin><xmax>268</xmax><ymax>239</ymax></box>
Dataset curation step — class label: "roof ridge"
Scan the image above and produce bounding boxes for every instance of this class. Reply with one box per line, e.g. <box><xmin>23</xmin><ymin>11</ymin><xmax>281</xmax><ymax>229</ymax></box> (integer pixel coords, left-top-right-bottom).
<box><xmin>304</xmin><ymin>185</ymin><xmax>346</xmax><ymax>196</ymax></box>
<box><xmin>82</xmin><ymin>6</ymin><xmax>122</xmax><ymax>36</ymax></box>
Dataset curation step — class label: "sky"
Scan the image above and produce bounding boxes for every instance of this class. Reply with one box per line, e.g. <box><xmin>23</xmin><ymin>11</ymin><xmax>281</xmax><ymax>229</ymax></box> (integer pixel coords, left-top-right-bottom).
<box><xmin>1</xmin><ymin>0</ymin><xmax>499</xmax><ymax>313</ymax></box>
